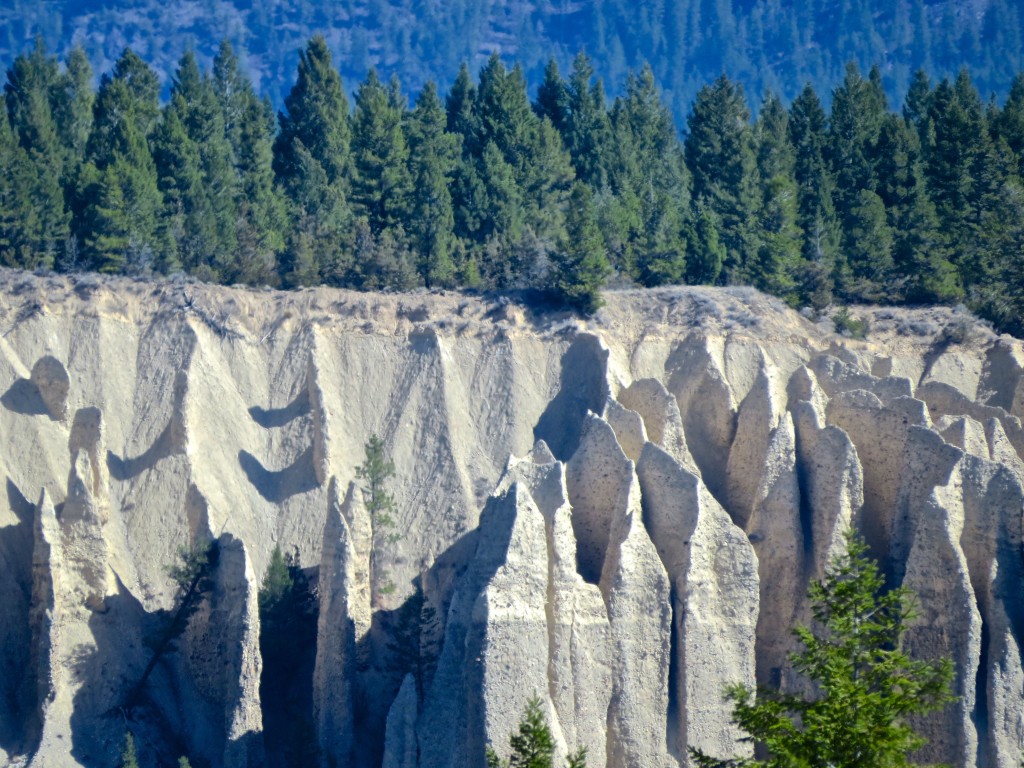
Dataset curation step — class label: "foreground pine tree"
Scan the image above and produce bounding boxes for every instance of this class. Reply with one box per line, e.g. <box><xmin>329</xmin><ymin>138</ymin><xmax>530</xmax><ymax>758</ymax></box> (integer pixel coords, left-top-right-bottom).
<box><xmin>486</xmin><ymin>697</ymin><xmax>587</xmax><ymax>768</ymax></box>
<box><xmin>690</xmin><ymin>532</ymin><xmax>955</xmax><ymax>768</ymax></box>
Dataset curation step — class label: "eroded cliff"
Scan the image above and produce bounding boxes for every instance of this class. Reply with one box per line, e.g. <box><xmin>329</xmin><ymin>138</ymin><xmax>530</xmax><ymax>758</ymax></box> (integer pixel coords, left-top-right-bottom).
<box><xmin>0</xmin><ymin>271</ymin><xmax>1021</xmax><ymax>767</ymax></box>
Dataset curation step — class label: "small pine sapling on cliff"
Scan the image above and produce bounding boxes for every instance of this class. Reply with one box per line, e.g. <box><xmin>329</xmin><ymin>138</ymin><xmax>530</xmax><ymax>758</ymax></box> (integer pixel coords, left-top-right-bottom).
<box><xmin>357</xmin><ymin>434</ymin><xmax>399</xmax><ymax>596</ymax></box>
<box><xmin>486</xmin><ymin>696</ymin><xmax>588</xmax><ymax>768</ymax></box>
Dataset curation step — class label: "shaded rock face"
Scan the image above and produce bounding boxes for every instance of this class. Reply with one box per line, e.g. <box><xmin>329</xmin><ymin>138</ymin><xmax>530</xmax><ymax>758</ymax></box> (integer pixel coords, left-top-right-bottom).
<box><xmin>0</xmin><ymin>275</ymin><xmax>1022</xmax><ymax>767</ymax></box>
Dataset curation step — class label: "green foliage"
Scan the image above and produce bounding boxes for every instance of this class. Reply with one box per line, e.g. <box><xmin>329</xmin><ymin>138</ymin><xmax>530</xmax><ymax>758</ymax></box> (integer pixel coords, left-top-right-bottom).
<box><xmin>690</xmin><ymin>532</ymin><xmax>955</xmax><ymax>768</ymax></box>
<box><xmin>258</xmin><ymin>545</ymin><xmax>319</xmax><ymax>767</ymax></box>
<box><xmin>832</xmin><ymin>307</ymin><xmax>870</xmax><ymax>339</ymax></box>
<box><xmin>0</xmin><ymin>35</ymin><xmax>1022</xmax><ymax>333</ymax></box>
<box><xmin>486</xmin><ymin>697</ymin><xmax>588</xmax><ymax>768</ymax></box>
<box><xmin>119</xmin><ymin>732</ymin><xmax>140</xmax><ymax>768</ymax></box>
<box><xmin>551</xmin><ymin>182</ymin><xmax>611</xmax><ymax>314</ymax></box>
<box><xmin>356</xmin><ymin>434</ymin><xmax>397</xmax><ymax>529</ymax></box>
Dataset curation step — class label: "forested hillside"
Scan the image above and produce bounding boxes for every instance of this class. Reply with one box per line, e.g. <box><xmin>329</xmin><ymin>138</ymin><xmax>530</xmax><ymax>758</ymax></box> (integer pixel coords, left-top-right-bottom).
<box><xmin>2</xmin><ymin>0</ymin><xmax>1023</xmax><ymax>123</ymax></box>
<box><xmin>1</xmin><ymin>37</ymin><xmax>1023</xmax><ymax>334</ymax></box>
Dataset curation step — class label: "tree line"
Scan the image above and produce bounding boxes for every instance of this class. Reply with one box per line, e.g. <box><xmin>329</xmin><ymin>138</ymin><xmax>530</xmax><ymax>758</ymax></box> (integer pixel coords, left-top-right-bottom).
<box><xmin>2</xmin><ymin>37</ymin><xmax>1023</xmax><ymax>328</ymax></box>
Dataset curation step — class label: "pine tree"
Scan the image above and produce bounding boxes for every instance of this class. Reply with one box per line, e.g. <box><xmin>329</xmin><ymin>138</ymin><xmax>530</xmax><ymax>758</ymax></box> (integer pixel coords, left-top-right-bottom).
<box><xmin>153</xmin><ymin>51</ymin><xmax>239</xmax><ymax>279</ymax></box>
<box><xmin>875</xmin><ymin>114</ymin><xmax>960</xmax><ymax>303</ymax></box>
<box><xmin>749</xmin><ymin>92</ymin><xmax>801</xmax><ymax>300</ymax></box>
<box><xmin>79</xmin><ymin>50</ymin><xmax>164</xmax><ymax>274</ymax></box>
<box><xmin>53</xmin><ymin>47</ymin><xmax>93</xmax><ymax>184</ymax></box>
<box><xmin>351</xmin><ymin>69</ymin><xmax>413</xmax><ymax>238</ymax></box>
<box><xmin>486</xmin><ymin>697</ymin><xmax>588</xmax><ymax>768</ymax></box>
<box><xmin>685</xmin><ymin>74</ymin><xmax>758</xmax><ymax>284</ymax></box>
<box><xmin>789</xmin><ymin>83</ymin><xmax>840</xmax><ymax>307</ymax></box>
<box><xmin>119</xmin><ymin>732</ymin><xmax>140</xmax><ymax>768</ymax></box>
<box><xmin>690</xmin><ymin>533</ymin><xmax>955</xmax><ymax>768</ymax></box>
<box><xmin>273</xmin><ymin>36</ymin><xmax>353</xmax><ymax>285</ymax></box>
<box><xmin>4</xmin><ymin>37</ymin><xmax>70</xmax><ymax>266</ymax></box>
<box><xmin>828</xmin><ymin>62</ymin><xmax>886</xmax><ymax>224</ymax></box>
<box><xmin>551</xmin><ymin>182</ymin><xmax>611</xmax><ymax>313</ymax></box>
<box><xmin>534</xmin><ymin>58</ymin><xmax>568</xmax><ymax>134</ymax></box>
<box><xmin>406</xmin><ymin>81</ymin><xmax>459</xmax><ymax>287</ymax></box>
<box><xmin>564</xmin><ymin>52</ymin><xmax>612</xmax><ymax>189</ymax></box>
<box><xmin>212</xmin><ymin>41</ymin><xmax>286</xmax><ymax>285</ymax></box>
<box><xmin>994</xmin><ymin>73</ymin><xmax>1024</xmax><ymax>177</ymax></box>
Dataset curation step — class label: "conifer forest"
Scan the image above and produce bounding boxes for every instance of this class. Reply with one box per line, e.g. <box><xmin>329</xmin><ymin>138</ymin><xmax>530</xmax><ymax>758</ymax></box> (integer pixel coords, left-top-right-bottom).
<box><xmin>1</xmin><ymin>35</ymin><xmax>1024</xmax><ymax>331</ymax></box>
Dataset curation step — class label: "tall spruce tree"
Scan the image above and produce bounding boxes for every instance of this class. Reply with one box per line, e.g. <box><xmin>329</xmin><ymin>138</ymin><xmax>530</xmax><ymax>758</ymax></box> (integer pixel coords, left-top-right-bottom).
<box><xmin>750</xmin><ymin>92</ymin><xmax>801</xmax><ymax>301</ymax></box>
<box><xmin>213</xmin><ymin>41</ymin><xmax>286</xmax><ymax>285</ymax></box>
<box><xmin>789</xmin><ymin>83</ymin><xmax>840</xmax><ymax>307</ymax></box>
<box><xmin>875</xmin><ymin>113</ymin><xmax>960</xmax><ymax>302</ymax></box>
<box><xmin>351</xmin><ymin>69</ymin><xmax>413</xmax><ymax>238</ymax></box>
<box><xmin>153</xmin><ymin>51</ymin><xmax>239</xmax><ymax>279</ymax></box>
<box><xmin>563</xmin><ymin>52</ymin><xmax>612</xmax><ymax>189</ymax></box>
<box><xmin>274</xmin><ymin>35</ymin><xmax>353</xmax><ymax>285</ymax></box>
<box><xmin>79</xmin><ymin>49</ymin><xmax>164</xmax><ymax>273</ymax></box>
<box><xmin>406</xmin><ymin>81</ymin><xmax>459</xmax><ymax>287</ymax></box>
<box><xmin>4</xmin><ymin>37</ymin><xmax>70</xmax><ymax>266</ymax></box>
<box><xmin>552</xmin><ymin>182</ymin><xmax>611</xmax><ymax>313</ymax></box>
<box><xmin>685</xmin><ymin>74</ymin><xmax>758</xmax><ymax>284</ymax></box>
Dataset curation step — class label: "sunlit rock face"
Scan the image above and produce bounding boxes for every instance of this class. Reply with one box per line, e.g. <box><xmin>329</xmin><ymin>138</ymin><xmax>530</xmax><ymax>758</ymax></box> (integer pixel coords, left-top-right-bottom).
<box><xmin>0</xmin><ymin>271</ymin><xmax>1021</xmax><ymax>767</ymax></box>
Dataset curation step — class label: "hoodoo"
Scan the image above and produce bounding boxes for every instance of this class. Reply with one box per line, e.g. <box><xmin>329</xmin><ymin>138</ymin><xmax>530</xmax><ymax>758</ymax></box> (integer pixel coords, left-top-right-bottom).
<box><xmin>0</xmin><ymin>271</ymin><xmax>1021</xmax><ymax>767</ymax></box>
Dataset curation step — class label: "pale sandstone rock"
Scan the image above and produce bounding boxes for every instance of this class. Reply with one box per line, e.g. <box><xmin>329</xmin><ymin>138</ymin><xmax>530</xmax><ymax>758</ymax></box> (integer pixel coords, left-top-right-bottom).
<box><xmin>618</xmin><ymin>377</ymin><xmax>697</xmax><ymax>473</ymax></box>
<box><xmin>603</xmin><ymin>397</ymin><xmax>647</xmax><ymax>462</ymax></box>
<box><xmin>666</xmin><ymin>336</ymin><xmax>738</xmax><ymax>502</ymax></box>
<box><xmin>314</xmin><ymin>479</ymin><xmax>365</xmax><ymax>768</ymax></box>
<box><xmin>0</xmin><ymin>276</ymin><xmax>1020</xmax><ymax>768</ymax></box>
<box><xmin>382</xmin><ymin>674</ymin><xmax>418</xmax><ymax>768</ymax></box>
<box><xmin>30</xmin><ymin>356</ymin><xmax>69</xmax><ymax>422</ymax></box>
<box><xmin>567</xmin><ymin>413</ymin><xmax>635</xmax><ymax>584</ymax></box>
<box><xmin>636</xmin><ymin>443</ymin><xmax>757</xmax><ymax>761</ymax></box>
<box><xmin>600</xmin><ymin>471</ymin><xmax>674</xmax><ymax>768</ymax></box>
<box><xmin>725</xmin><ymin>366</ymin><xmax>786</xmax><ymax>528</ymax></box>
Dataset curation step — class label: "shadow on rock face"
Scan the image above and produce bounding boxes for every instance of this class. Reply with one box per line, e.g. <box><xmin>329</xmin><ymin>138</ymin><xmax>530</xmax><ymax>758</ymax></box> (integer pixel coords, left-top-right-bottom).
<box><xmin>534</xmin><ymin>334</ymin><xmax>609</xmax><ymax>461</ymax></box>
<box><xmin>107</xmin><ymin>422</ymin><xmax>177</xmax><ymax>482</ymax></box>
<box><xmin>0</xmin><ymin>378</ymin><xmax>49</xmax><ymax>417</ymax></box>
<box><xmin>0</xmin><ymin>479</ymin><xmax>38</xmax><ymax>758</ymax></box>
<box><xmin>248</xmin><ymin>389</ymin><xmax>311</xmax><ymax>429</ymax></box>
<box><xmin>239</xmin><ymin>446</ymin><xmax>319</xmax><ymax>504</ymax></box>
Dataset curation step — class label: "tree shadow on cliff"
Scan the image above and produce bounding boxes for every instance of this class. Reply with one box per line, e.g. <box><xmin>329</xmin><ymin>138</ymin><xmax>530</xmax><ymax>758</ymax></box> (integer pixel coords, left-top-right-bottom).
<box><xmin>0</xmin><ymin>479</ymin><xmax>39</xmax><ymax>759</ymax></box>
<box><xmin>534</xmin><ymin>334</ymin><xmax>610</xmax><ymax>460</ymax></box>
<box><xmin>239</xmin><ymin>446</ymin><xmax>319</xmax><ymax>503</ymax></box>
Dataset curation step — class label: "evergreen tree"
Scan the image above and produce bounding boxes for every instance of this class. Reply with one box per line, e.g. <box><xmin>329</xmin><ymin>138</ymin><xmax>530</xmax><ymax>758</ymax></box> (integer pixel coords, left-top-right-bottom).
<box><xmin>119</xmin><ymin>732</ymin><xmax>140</xmax><ymax>768</ymax></box>
<box><xmin>534</xmin><ymin>58</ymin><xmax>569</xmax><ymax>133</ymax></box>
<box><xmin>551</xmin><ymin>182</ymin><xmax>611</xmax><ymax>313</ymax></box>
<box><xmin>875</xmin><ymin>114</ymin><xmax>960</xmax><ymax>302</ymax></box>
<box><xmin>406</xmin><ymin>81</ymin><xmax>459</xmax><ymax>287</ymax></box>
<box><xmin>789</xmin><ymin>83</ymin><xmax>840</xmax><ymax>307</ymax></box>
<box><xmin>995</xmin><ymin>73</ymin><xmax>1024</xmax><ymax>177</ymax></box>
<box><xmin>53</xmin><ymin>47</ymin><xmax>93</xmax><ymax>184</ymax></box>
<box><xmin>486</xmin><ymin>697</ymin><xmax>588</xmax><ymax>768</ymax></box>
<box><xmin>79</xmin><ymin>50</ymin><xmax>164</xmax><ymax>273</ymax></box>
<box><xmin>843</xmin><ymin>189</ymin><xmax>895</xmax><ymax>302</ymax></box>
<box><xmin>685</xmin><ymin>74</ymin><xmax>758</xmax><ymax>283</ymax></box>
<box><xmin>273</xmin><ymin>36</ymin><xmax>353</xmax><ymax>285</ymax></box>
<box><xmin>0</xmin><ymin>98</ymin><xmax>43</xmax><ymax>268</ymax></box>
<box><xmin>212</xmin><ymin>41</ymin><xmax>286</xmax><ymax>285</ymax></box>
<box><xmin>749</xmin><ymin>92</ymin><xmax>801</xmax><ymax>300</ymax></box>
<box><xmin>828</xmin><ymin>62</ymin><xmax>887</xmax><ymax>222</ymax></box>
<box><xmin>153</xmin><ymin>51</ymin><xmax>239</xmax><ymax>279</ymax></box>
<box><xmin>690</xmin><ymin>533</ymin><xmax>955</xmax><ymax>768</ymax></box>
<box><xmin>564</xmin><ymin>52</ymin><xmax>612</xmax><ymax>189</ymax></box>
<box><xmin>351</xmin><ymin>69</ymin><xmax>413</xmax><ymax>238</ymax></box>
<box><xmin>685</xmin><ymin>205</ymin><xmax>725</xmax><ymax>285</ymax></box>
<box><xmin>4</xmin><ymin>37</ymin><xmax>70</xmax><ymax>266</ymax></box>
